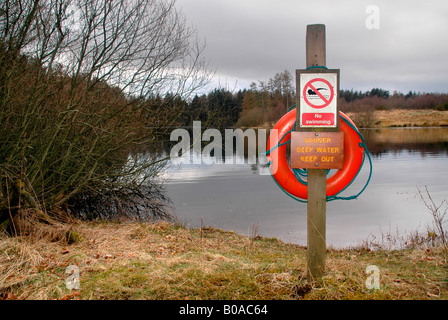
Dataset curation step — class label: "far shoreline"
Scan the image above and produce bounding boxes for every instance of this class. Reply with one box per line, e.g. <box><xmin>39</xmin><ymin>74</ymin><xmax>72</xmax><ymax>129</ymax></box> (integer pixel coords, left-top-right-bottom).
<box><xmin>242</xmin><ymin>109</ymin><xmax>448</xmax><ymax>129</ymax></box>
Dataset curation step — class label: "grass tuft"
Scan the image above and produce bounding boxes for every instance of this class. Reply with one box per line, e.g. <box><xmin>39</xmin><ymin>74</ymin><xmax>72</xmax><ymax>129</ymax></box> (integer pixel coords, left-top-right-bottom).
<box><xmin>1</xmin><ymin>219</ymin><xmax>447</xmax><ymax>300</ymax></box>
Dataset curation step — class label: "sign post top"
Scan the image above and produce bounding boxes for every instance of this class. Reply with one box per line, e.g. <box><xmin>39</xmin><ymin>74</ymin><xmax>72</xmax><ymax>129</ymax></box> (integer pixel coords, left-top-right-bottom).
<box><xmin>306</xmin><ymin>24</ymin><xmax>326</xmax><ymax>68</ymax></box>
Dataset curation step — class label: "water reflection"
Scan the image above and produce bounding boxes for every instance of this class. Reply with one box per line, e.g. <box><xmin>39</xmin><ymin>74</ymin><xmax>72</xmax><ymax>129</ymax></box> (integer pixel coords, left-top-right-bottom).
<box><xmin>362</xmin><ymin>127</ymin><xmax>448</xmax><ymax>157</ymax></box>
<box><xmin>165</xmin><ymin>127</ymin><xmax>448</xmax><ymax>248</ymax></box>
<box><xmin>167</xmin><ymin>127</ymin><xmax>448</xmax><ymax>164</ymax></box>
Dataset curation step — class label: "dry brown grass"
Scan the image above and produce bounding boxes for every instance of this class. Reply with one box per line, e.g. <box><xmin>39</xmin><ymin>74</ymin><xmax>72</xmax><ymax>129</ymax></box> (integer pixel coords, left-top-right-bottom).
<box><xmin>346</xmin><ymin>109</ymin><xmax>448</xmax><ymax>128</ymax></box>
<box><xmin>245</xmin><ymin>109</ymin><xmax>448</xmax><ymax>129</ymax></box>
<box><xmin>1</xmin><ymin>218</ymin><xmax>447</xmax><ymax>300</ymax></box>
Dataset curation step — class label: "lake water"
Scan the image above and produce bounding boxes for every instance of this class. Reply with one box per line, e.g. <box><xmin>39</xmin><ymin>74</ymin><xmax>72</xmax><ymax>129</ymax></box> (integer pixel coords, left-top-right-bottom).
<box><xmin>164</xmin><ymin>127</ymin><xmax>448</xmax><ymax>249</ymax></box>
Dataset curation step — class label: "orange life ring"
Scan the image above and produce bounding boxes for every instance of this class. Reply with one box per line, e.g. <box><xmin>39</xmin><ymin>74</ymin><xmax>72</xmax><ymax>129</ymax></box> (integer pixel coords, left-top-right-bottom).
<box><xmin>266</xmin><ymin>109</ymin><xmax>364</xmax><ymax>200</ymax></box>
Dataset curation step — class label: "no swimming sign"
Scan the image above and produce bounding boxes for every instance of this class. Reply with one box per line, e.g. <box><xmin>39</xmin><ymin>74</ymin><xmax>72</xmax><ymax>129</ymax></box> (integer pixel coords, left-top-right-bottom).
<box><xmin>297</xmin><ymin>70</ymin><xmax>340</xmax><ymax>129</ymax></box>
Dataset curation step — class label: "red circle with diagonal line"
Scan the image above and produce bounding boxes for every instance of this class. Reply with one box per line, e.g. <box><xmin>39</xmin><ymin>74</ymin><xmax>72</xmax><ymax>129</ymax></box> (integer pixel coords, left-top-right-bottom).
<box><xmin>303</xmin><ymin>78</ymin><xmax>334</xmax><ymax>109</ymax></box>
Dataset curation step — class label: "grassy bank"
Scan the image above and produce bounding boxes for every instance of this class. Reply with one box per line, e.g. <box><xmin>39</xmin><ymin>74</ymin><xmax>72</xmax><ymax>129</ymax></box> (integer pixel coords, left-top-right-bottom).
<box><xmin>1</xmin><ymin>220</ymin><xmax>447</xmax><ymax>300</ymax></box>
<box><xmin>347</xmin><ymin>109</ymin><xmax>448</xmax><ymax>128</ymax></box>
<box><xmin>252</xmin><ymin>109</ymin><xmax>448</xmax><ymax>129</ymax></box>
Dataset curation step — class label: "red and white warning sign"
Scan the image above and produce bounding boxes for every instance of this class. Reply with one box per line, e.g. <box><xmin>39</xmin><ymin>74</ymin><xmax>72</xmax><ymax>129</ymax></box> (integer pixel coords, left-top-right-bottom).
<box><xmin>299</xmin><ymin>73</ymin><xmax>338</xmax><ymax>128</ymax></box>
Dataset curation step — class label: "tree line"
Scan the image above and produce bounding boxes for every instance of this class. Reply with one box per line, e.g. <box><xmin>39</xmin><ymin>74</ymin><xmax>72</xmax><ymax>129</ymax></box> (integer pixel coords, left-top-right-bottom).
<box><xmin>156</xmin><ymin>70</ymin><xmax>295</xmax><ymax>129</ymax></box>
<box><xmin>163</xmin><ymin>72</ymin><xmax>448</xmax><ymax>129</ymax></box>
<box><xmin>339</xmin><ymin>88</ymin><xmax>448</xmax><ymax>112</ymax></box>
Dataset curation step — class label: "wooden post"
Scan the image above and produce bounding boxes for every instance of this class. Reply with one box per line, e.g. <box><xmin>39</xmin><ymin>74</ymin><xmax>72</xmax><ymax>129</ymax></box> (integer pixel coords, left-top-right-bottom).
<box><xmin>306</xmin><ymin>24</ymin><xmax>326</xmax><ymax>68</ymax></box>
<box><xmin>305</xmin><ymin>24</ymin><xmax>327</xmax><ymax>281</ymax></box>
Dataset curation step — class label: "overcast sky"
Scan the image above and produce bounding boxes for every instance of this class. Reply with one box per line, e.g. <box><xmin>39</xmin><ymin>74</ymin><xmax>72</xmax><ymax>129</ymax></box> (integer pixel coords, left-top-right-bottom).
<box><xmin>176</xmin><ymin>0</ymin><xmax>448</xmax><ymax>94</ymax></box>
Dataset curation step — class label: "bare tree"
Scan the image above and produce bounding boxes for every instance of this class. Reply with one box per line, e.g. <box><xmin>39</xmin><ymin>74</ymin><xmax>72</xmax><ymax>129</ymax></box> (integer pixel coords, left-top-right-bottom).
<box><xmin>418</xmin><ymin>186</ymin><xmax>448</xmax><ymax>250</ymax></box>
<box><xmin>267</xmin><ymin>70</ymin><xmax>294</xmax><ymax>109</ymax></box>
<box><xmin>0</xmin><ymin>0</ymin><xmax>211</xmax><ymax>226</ymax></box>
<box><xmin>15</xmin><ymin>0</ymin><xmax>209</xmax><ymax>96</ymax></box>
